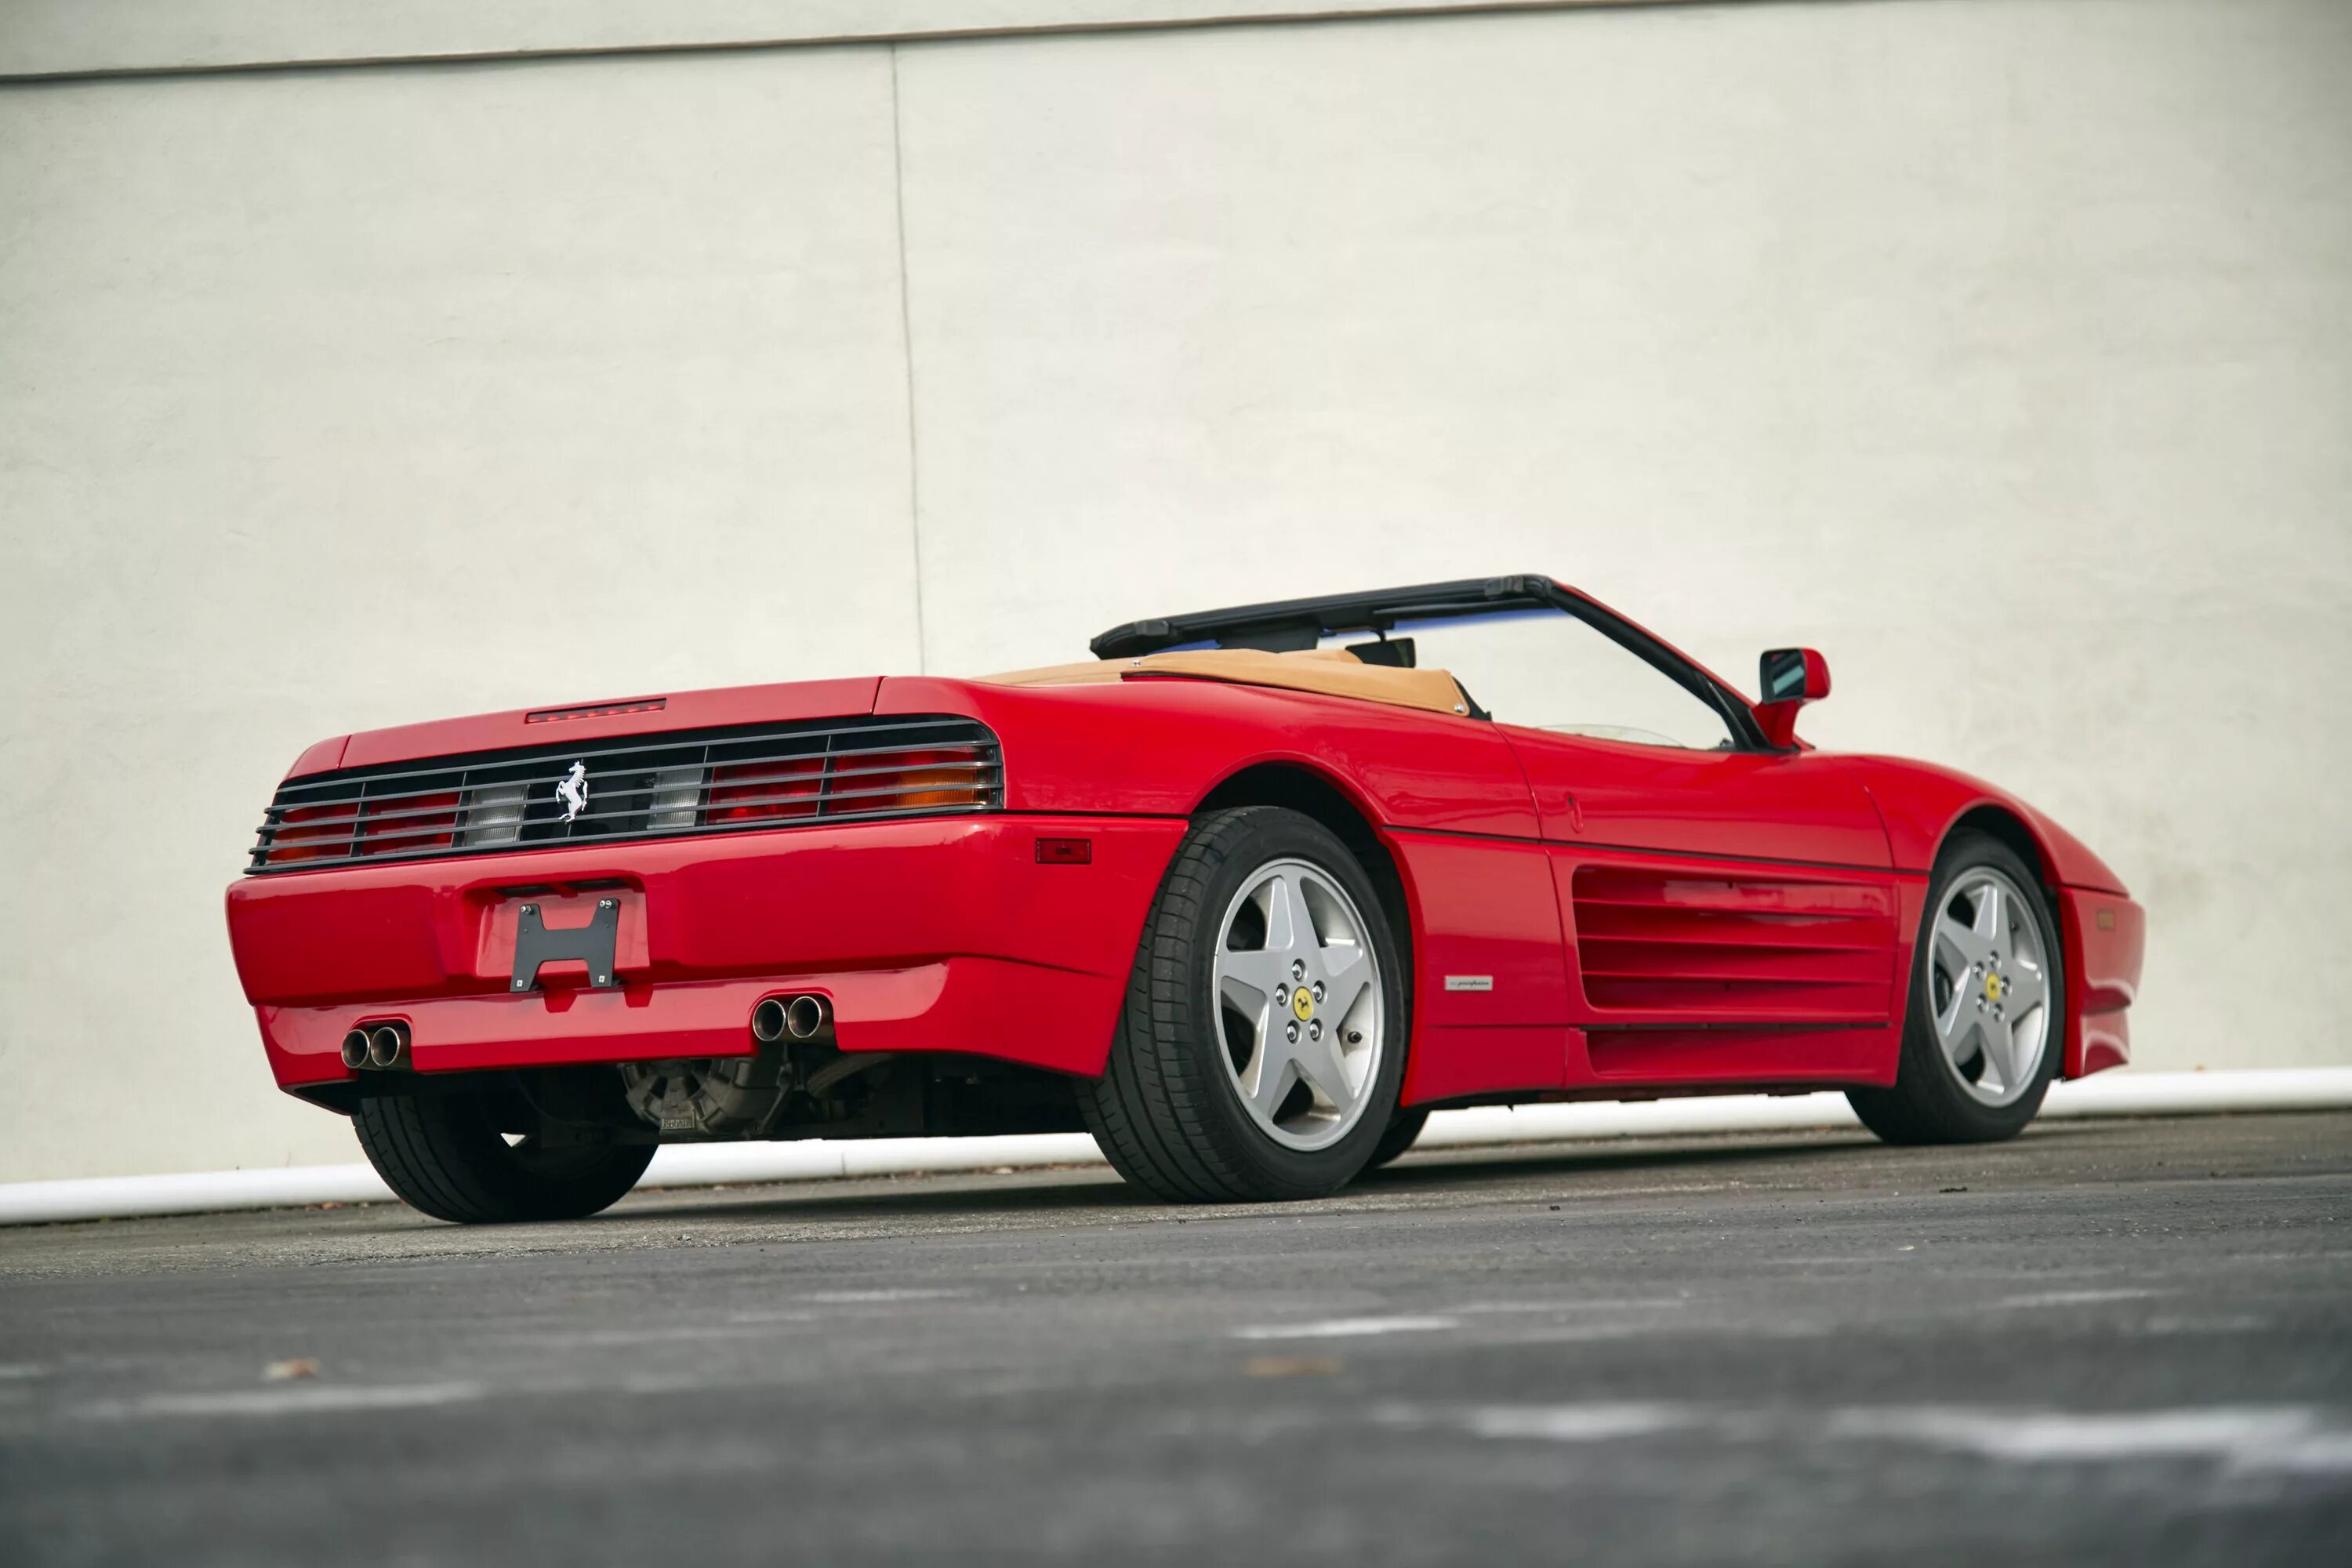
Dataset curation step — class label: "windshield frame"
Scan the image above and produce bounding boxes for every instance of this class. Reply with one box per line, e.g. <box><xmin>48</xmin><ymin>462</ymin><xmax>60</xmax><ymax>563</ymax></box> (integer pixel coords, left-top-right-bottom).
<box><xmin>1090</xmin><ymin>575</ymin><xmax>1772</xmax><ymax>752</ymax></box>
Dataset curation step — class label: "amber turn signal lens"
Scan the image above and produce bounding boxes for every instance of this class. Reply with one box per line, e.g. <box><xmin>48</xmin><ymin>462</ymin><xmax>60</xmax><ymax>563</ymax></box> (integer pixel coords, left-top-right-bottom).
<box><xmin>883</xmin><ymin>748</ymin><xmax>989</xmax><ymax>810</ymax></box>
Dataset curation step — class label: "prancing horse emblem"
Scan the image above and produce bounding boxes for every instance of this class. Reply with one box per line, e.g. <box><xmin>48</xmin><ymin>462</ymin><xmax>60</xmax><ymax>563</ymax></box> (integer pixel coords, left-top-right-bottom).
<box><xmin>556</xmin><ymin>761</ymin><xmax>590</xmax><ymax>824</ymax></box>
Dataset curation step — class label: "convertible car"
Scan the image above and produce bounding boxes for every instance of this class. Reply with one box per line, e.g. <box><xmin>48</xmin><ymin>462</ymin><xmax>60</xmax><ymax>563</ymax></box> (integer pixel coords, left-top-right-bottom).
<box><xmin>225</xmin><ymin>576</ymin><xmax>2144</xmax><ymax>1224</ymax></box>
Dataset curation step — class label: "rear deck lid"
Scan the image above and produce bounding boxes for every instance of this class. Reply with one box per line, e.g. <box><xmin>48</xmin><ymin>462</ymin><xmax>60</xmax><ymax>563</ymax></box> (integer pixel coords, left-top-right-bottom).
<box><xmin>306</xmin><ymin>677</ymin><xmax>881</xmax><ymax>777</ymax></box>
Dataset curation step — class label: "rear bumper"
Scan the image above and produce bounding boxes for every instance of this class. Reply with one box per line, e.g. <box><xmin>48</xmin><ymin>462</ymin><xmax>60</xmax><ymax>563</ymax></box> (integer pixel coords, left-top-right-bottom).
<box><xmin>226</xmin><ymin>815</ymin><xmax>1185</xmax><ymax>1091</ymax></box>
<box><xmin>2057</xmin><ymin>885</ymin><xmax>2146</xmax><ymax>1078</ymax></box>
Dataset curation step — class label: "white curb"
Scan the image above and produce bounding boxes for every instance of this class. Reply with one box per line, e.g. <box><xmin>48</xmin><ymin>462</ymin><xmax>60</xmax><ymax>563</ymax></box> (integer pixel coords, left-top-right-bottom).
<box><xmin>2</xmin><ymin>1068</ymin><xmax>2346</xmax><ymax>1228</ymax></box>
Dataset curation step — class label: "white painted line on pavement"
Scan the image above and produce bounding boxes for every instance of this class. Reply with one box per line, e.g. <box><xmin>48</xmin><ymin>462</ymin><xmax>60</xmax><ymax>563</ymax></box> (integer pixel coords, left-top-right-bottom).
<box><xmin>82</xmin><ymin>1382</ymin><xmax>485</xmax><ymax>1420</ymax></box>
<box><xmin>1993</xmin><ymin>1288</ymin><xmax>2161</xmax><ymax>1308</ymax></box>
<box><xmin>1462</xmin><ymin>1403</ymin><xmax>1697</xmax><ymax>1442</ymax></box>
<box><xmin>1824</xmin><ymin>1405</ymin><xmax>2352</xmax><ymax>1472</ymax></box>
<box><xmin>1232</xmin><ymin>1316</ymin><xmax>1461</xmax><ymax>1340</ymax></box>
<box><xmin>1398</xmin><ymin>1401</ymin><xmax>2352</xmax><ymax>1474</ymax></box>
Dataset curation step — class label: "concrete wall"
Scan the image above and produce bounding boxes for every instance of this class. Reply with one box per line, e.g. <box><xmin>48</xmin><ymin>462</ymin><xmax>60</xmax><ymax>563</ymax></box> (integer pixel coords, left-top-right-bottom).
<box><xmin>2</xmin><ymin>0</ymin><xmax>2347</xmax><ymax>1181</ymax></box>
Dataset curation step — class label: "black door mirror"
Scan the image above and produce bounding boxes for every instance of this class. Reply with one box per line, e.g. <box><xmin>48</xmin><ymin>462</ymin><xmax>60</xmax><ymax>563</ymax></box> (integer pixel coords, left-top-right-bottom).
<box><xmin>1756</xmin><ymin>648</ymin><xmax>1830</xmax><ymax>746</ymax></box>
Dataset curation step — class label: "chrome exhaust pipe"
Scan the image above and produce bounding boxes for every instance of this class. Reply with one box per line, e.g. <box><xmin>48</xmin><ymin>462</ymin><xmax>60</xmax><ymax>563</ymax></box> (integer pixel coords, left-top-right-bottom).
<box><xmin>365</xmin><ymin>1022</ymin><xmax>409</xmax><ymax>1070</ymax></box>
<box><xmin>751</xmin><ymin>997</ymin><xmax>789</xmax><ymax>1044</ymax></box>
<box><xmin>340</xmin><ymin>1029</ymin><xmax>371</xmax><ymax>1071</ymax></box>
<box><xmin>784</xmin><ymin>994</ymin><xmax>826</xmax><ymax>1040</ymax></box>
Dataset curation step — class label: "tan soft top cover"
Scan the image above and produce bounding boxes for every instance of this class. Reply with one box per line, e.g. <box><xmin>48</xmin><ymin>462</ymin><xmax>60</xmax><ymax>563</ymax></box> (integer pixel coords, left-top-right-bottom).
<box><xmin>979</xmin><ymin>646</ymin><xmax>1470</xmax><ymax>717</ymax></box>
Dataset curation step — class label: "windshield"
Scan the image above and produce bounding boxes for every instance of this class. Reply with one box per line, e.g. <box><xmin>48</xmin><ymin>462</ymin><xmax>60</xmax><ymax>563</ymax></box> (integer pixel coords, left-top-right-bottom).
<box><xmin>1321</xmin><ymin>608</ymin><xmax>1737</xmax><ymax>750</ymax></box>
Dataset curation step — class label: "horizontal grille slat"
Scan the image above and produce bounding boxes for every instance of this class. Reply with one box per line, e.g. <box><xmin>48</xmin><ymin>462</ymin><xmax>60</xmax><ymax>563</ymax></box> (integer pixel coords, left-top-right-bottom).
<box><xmin>247</xmin><ymin>714</ymin><xmax>1003</xmax><ymax>873</ymax></box>
<box><xmin>1570</xmin><ymin>865</ymin><xmax>1896</xmax><ymax>1020</ymax></box>
<box><xmin>258</xmin><ymin>760</ymin><xmax>998</xmax><ymax>826</ymax></box>
<box><xmin>263</xmin><ymin>717</ymin><xmax>971</xmax><ymax>799</ymax></box>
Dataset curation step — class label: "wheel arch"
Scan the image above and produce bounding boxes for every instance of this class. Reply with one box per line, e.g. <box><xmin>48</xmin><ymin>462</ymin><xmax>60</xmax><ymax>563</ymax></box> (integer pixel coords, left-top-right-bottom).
<box><xmin>1942</xmin><ymin>804</ymin><xmax>2055</xmax><ymax>892</ymax></box>
<box><xmin>1192</xmin><ymin>762</ymin><xmax>1417</xmax><ymax>1025</ymax></box>
<box><xmin>1935</xmin><ymin>802</ymin><xmax>2089</xmax><ymax>1080</ymax></box>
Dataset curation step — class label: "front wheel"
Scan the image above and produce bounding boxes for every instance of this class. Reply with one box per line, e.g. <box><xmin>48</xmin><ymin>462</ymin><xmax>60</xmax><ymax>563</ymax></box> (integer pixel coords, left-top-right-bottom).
<box><xmin>1080</xmin><ymin>807</ymin><xmax>1409</xmax><ymax>1203</ymax></box>
<box><xmin>354</xmin><ymin>1089</ymin><xmax>655</xmax><ymax>1224</ymax></box>
<box><xmin>1848</xmin><ymin>833</ymin><xmax>2064</xmax><ymax>1145</ymax></box>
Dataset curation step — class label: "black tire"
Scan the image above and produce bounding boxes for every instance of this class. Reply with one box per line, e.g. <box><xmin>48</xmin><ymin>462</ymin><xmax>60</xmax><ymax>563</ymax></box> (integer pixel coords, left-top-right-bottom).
<box><xmin>1848</xmin><ymin>832</ymin><xmax>2065</xmax><ymax>1145</ymax></box>
<box><xmin>353</xmin><ymin>1089</ymin><xmax>655</xmax><ymax>1224</ymax></box>
<box><xmin>1078</xmin><ymin>806</ymin><xmax>1410</xmax><ymax>1203</ymax></box>
<box><xmin>1367</xmin><ymin>1108</ymin><xmax>1431</xmax><ymax>1170</ymax></box>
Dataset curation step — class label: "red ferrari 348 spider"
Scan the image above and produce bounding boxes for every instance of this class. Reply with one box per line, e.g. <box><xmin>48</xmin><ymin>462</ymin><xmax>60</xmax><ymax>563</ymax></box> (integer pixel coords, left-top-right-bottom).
<box><xmin>225</xmin><ymin>576</ymin><xmax>2144</xmax><ymax>1223</ymax></box>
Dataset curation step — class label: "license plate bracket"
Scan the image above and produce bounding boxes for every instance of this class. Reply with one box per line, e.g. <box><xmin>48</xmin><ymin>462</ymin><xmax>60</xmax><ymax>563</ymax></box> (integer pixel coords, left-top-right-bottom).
<box><xmin>511</xmin><ymin>898</ymin><xmax>622</xmax><ymax>992</ymax></box>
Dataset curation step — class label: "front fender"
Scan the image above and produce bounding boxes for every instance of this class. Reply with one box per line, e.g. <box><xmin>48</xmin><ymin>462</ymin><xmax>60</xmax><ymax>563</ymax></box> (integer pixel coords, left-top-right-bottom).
<box><xmin>1838</xmin><ymin>755</ymin><xmax>2128</xmax><ymax>894</ymax></box>
<box><xmin>1838</xmin><ymin>754</ymin><xmax>2141</xmax><ymax>1079</ymax></box>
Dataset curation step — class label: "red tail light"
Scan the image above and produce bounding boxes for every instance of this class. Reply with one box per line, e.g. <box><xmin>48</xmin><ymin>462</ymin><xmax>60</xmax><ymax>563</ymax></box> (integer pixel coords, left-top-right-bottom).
<box><xmin>267</xmin><ymin>803</ymin><xmax>353</xmax><ymax>866</ymax></box>
<box><xmin>708</xmin><ymin>757</ymin><xmax>826</xmax><ymax>824</ymax></box>
<box><xmin>354</xmin><ymin>793</ymin><xmax>459</xmax><ymax>857</ymax></box>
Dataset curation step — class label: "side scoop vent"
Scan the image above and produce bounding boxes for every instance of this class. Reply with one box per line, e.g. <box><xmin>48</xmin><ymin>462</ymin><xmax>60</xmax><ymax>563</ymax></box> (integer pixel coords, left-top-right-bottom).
<box><xmin>1571</xmin><ymin>865</ymin><xmax>1898</xmax><ymax>1022</ymax></box>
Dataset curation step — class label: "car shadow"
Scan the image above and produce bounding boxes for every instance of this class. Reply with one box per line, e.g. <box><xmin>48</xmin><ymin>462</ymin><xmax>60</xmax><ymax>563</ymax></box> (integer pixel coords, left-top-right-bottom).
<box><xmin>620</xmin><ymin>1124</ymin><xmax>1989</xmax><ymax>1226</ymax></box>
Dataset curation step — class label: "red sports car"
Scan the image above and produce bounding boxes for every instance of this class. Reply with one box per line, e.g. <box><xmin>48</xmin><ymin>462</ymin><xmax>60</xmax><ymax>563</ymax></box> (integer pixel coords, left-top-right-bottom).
<box><xmin>225</xmin><ymin>576</ymin><xmax>2145</xmax><ymax>1224</ymax></box>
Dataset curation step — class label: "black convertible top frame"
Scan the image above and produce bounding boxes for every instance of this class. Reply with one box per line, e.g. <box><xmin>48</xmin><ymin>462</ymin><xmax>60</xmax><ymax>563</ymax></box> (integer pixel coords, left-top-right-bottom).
<box><xmin>1090</xmin><ymin>573</ymin><xmax>1772</xmax><ymax>751</ymax></box>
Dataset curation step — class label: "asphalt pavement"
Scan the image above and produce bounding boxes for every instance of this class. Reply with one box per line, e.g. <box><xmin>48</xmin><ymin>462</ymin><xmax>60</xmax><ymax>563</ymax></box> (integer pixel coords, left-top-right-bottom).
<box><xmin>3</xmin><ymin>1112</ymin><xmax>2348</xmax><ymax>1566</ymax></box>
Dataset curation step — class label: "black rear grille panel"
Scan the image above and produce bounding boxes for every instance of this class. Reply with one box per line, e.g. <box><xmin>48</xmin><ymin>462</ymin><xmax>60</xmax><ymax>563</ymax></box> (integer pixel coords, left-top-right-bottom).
<box><xmin>249</xmin><ymin>715</ymin><xmax>1002</xmax><ymax>873</ymax></box>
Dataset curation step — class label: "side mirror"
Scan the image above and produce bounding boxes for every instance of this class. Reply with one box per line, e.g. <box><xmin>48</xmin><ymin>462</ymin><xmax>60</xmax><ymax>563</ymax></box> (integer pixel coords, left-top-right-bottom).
<box><xmin>1756</xmin><ymin>648</ymin><xmax>1830</xmax><ymax>748</ymax></box>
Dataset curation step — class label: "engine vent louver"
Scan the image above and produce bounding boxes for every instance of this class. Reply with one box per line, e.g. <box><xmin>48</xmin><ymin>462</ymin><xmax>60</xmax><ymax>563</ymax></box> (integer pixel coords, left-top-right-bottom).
<box><xmin>248</xmin><ymin>715</ymin><xmax>1001</xmax><ymax>873</ymax></box>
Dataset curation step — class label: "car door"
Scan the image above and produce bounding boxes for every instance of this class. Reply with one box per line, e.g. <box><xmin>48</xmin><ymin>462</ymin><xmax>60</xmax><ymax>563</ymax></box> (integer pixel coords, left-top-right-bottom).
<box><xmin>1459</xmin><ymin>614</ymin><xmax>1904</xmax><ymax>1088</ymax></box>
<box><xmin>1506</xmin><ymin>727</ymin><xmax>1902</xmax><ymax>1083</ymax></box>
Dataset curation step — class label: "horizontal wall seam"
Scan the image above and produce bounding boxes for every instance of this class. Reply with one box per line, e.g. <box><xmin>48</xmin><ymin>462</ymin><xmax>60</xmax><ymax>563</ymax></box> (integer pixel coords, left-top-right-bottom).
<box><xmin>0</xmin><ymin>0</ymin><xmax>1811</xmax><ymax>86</ymax></box>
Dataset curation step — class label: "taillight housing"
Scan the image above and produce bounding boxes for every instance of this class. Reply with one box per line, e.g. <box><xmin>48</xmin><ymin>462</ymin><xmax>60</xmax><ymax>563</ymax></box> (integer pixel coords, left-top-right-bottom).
<box><xmin>863</xmin><ymin>747</ymin><xmax>993</xmax><ymax>811</ymax></box>
<box><xmin>263</xmin><ymin>803</ymin><xmax>352</xmax><ymax>866</ymax></box>
<box><xmin>249</xmin><ymin>717</ymin><xmax>1002</xmax><ymax>873</ymax></box>
<box><xmin>707</xmin><ymin>757</ymin><xmax>826</xmax><ymax>824</ymax></box>
<box><xmin>354</xmin><ymin>792</ymin><xmax>459</xmax><ymax>858</ymax></box>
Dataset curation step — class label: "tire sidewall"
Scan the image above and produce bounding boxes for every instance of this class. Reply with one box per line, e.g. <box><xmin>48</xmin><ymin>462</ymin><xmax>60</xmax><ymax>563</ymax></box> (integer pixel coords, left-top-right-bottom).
<box><xmin>1167</xmin><ymin>810</ymin><xmax>1410</xmax><ymax>1196</ymax></box>
<box><xmin>354</xmin><ymin>1089</ymin><xmax>653</xmax><ymax>1223</ymax></box>
<box><xmin>1900</xmin><ymin>833</ymin><xmax>2066</xmax><ymax>1138</ymax></box>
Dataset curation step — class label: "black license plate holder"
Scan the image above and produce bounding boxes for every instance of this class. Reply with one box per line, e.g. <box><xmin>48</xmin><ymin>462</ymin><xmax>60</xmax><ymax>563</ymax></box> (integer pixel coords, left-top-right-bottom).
<box><xmin>510</xmin><ymin>898</ymin><xmax>622</xmax><ymax>993</ymax></box>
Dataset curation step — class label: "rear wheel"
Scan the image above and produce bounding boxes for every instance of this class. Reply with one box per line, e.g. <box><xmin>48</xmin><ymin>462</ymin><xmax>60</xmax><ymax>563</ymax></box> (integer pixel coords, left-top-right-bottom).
<box><xmin>353</xmin><ymin>1089</ymin><xmax>655</xmax><ymax>1224</ymax></box>
<box><xmin>1080</xmin><ymin>807</ymin><xmax>1407</xmax><ymax>1203</ymax></box>
<box><xmin>1367</xmin><ymin>1108</ymin><xmax>1432</xmax><ymax>1170</ymax></box>
<box><xmin>1848</xmin><ymin>833</ymin><xmax>2063</xmax><ymax>1145</ymax></box>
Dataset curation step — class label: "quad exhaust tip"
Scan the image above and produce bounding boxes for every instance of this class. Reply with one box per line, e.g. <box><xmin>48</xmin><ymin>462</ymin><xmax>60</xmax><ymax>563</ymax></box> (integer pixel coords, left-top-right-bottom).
<box><xmin>785</xmin><ymin>995</ymin><xmax>825</xmax><ymax>1040</ymax></box>
<box><xmin>367</xmin><ymin>1025</ymin><xmax>406</xmax><ymax>1069</ymax></box>
<box><xmin>752</xmin><ymin>993</ymin><xmax>829</xmax><ymax>1044</ymax></box>
<box><xmin>344</xmin><ymin>1022</ymin><xmax>410</xmax><ymax>1072</ymax></box>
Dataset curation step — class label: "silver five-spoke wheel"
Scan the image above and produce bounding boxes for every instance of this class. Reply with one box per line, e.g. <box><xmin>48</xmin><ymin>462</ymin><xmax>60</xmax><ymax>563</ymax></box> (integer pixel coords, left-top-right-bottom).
<box><xmin>1079</xmin><ymin>805</ymin><xmax>1408</xmax><ymax>1201</ymax></box>
<box><xmin>1926</xmin><ymin>866</ymin><xmax>2052</xmax><ymax>1107</ymax></box>
<box><xmin>1212</xmin><ymin>858</ymin><xmax>1385</xmax><ymax>1151</ymax></box>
